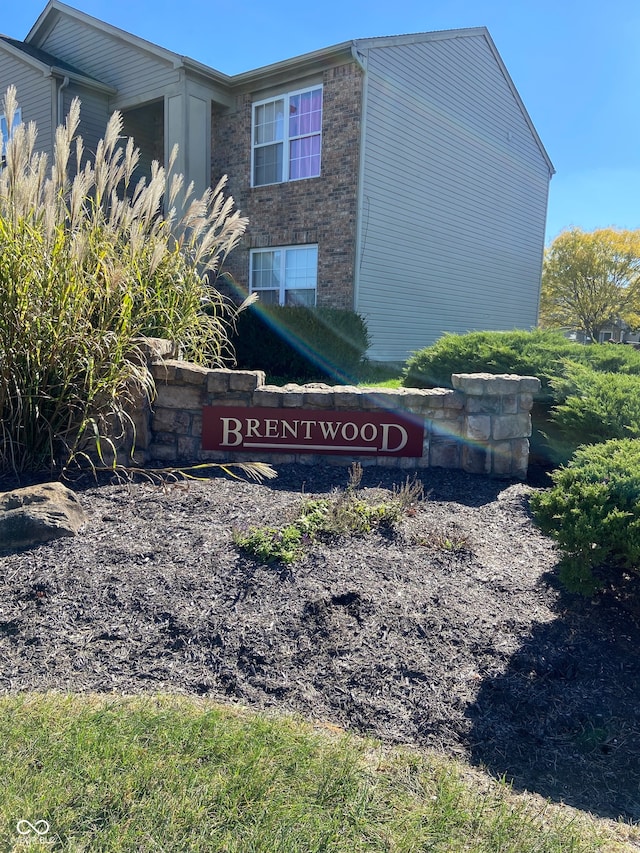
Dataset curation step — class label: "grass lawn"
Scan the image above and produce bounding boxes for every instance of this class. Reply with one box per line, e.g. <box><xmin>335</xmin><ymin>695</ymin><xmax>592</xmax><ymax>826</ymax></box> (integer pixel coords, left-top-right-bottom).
<box><xmin>0</xmin><ymin>694</ymin><xmax>634</xmax><ymax>852</ymax></box>
<box><xmin>265</xmin><ymin>363</ymin><xmax>404</xmax><ymax>389</ymax></box>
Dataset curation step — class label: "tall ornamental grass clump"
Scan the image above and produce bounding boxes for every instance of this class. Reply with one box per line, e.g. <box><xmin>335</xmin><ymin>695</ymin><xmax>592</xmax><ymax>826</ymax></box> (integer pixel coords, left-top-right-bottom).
<box><xmin>0</xmin><ymin>86</ymin><xmax>247</xmax><ymax>474</ymax></box>
<box><xmin>530</xmin><ymin>439</ymin><xmax>640</xmax><ymax>594</ymax></box>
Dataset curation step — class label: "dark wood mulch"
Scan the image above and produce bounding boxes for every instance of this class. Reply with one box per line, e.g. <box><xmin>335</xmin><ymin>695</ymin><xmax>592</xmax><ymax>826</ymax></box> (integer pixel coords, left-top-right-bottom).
<box><xmin>1</xmin><ymin>464</ymin><xmax>639</xmax><ymax>822</ymax></box>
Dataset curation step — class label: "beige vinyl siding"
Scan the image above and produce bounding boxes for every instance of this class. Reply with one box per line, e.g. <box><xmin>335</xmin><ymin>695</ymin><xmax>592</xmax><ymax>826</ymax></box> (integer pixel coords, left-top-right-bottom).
<box><xmin>62</xmin><ymin>83</ymin><xmax>110</xmax><ymax>161</ymax></box>
<box><xmin>0</xmin><ymin>52</ymin><xmax>54</xmax><ymax>158</ymax></box>
<box><xmin>356</xmin><ymin>34</ymin><xmax>551</xmax><ymax>362</ymax></box>
<box><xmin>37</xmin><ymin>16</ymin><xmax>178</xmax><ymax>107</ymax></box>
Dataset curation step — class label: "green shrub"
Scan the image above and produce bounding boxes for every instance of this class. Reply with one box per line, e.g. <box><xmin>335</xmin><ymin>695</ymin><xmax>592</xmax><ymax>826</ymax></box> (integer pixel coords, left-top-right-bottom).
<box><xmin>402</xmin><ymin>330</ymin><xmax>640</xmax><ymax>401</ymax></box>
<box><xmin>573</xmin><ymin>342</ymin><xmax>640</xmax><ymax>375</ymax></box>
<box><xmin>403</xmin><ymin>330</ymin><xmax>640</xmax><ymax>467</ymax></box>
<box><xmin>231</xmin><ymin>304</ymin><xmax>370</xmax><ymax>381</ymax></box>
<box><xmin>0</xmin><ymin>87</ymin><xmax>246</xmax><ymax>474</ymax></box>
<box><xmin>549</xmin><ymin>364</ymin><xmax>640</xmax><ymax>462</ymax></box>
<box><xmin>530</xmin><ymin>439</ymin><xmax>640</xmax><ymax>593</ymax></box>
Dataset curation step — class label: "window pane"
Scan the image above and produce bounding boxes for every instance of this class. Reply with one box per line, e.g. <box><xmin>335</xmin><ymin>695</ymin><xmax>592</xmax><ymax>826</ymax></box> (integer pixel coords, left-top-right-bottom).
<box><xmin>285</xmin><ymin>247</ymin><xmax>318</xmax><ymax>289</ymax></box>
<box><xmin>289</xmin><ymin>135</ymin><xmax>321</xmax><ymax>180</ymax></box>
<box><xmin>252</xmin><ymin>245</ymin><xmax>317</xmax><ymax>306</ymax></box>
<box><xmin>253</xmin><ymin>90</ymin><xmax>321</xmax><ymax>186</ymax></box>
<box><xmin>251</xmin><ymin>250</ymin><xmax>282</xmax><ymax>290</ymax></box>
<box><xmin>254</xmin><ymin>99</ymin><xmax>284</xmax><ymax>145</ymax></box>
<box><xmin>285</xmin><ymin>288</ymin><xmax>316</xmax><ymax>307</ymax></box>
<box><xmin>289</xmin><ymin>89</ymin><xmax>322</xmax><ymax>138</ymax></box>
<box><xmin>1</xmin><ymin>108</ymin><xmax>21</xmax><ymax>157</ymax></box>
<box><xmin>256</xmin><ymin>289</ymin><xmax>280</xmax><ymax>305</ymax></box>
<box><xmin>254</xmin><ymin>143</ymin><xmax>283</xmax><ymax>185</ymax></box>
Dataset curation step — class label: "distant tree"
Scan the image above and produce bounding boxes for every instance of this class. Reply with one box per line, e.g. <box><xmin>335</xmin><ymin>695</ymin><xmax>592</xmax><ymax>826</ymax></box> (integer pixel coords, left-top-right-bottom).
<box><xmin>539</xmin><ymin>227</ymin><xmax>640</xmax><ymax>341</ymax></box>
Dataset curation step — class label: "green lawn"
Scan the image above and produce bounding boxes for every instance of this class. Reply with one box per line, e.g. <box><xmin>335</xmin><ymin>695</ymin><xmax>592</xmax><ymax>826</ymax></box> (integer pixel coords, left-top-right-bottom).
<box><xmin>265</xmin><ymin>363</ymin><xmax>404</xmax><ymax>389</ymax></box>
<box><xmin>0</xmin><ymin>694</ymin><xmax>633</xmax><ymax>852</ymax></box>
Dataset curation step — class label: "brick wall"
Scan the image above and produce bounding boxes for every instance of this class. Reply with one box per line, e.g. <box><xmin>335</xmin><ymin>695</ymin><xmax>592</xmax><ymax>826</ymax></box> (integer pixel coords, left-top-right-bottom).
<box><xmin>212</xmin><ymin>62</ymin><xmax>363</xmax><ymax>310</ymax></box>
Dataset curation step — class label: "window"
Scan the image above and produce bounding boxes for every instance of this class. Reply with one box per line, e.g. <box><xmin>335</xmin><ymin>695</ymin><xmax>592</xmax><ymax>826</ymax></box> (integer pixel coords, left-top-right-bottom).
<box><xmin>0</xmin><ymin>108</ymin><xmax>21</xmax><ymax>162</ymax></box>
<box><xmin>252</xmin><ymin>87</ymin><xmax>322</xmax><ymax>186</ymax></box>
<box><xmin>250</xmin><ymin>245</ymin><xmax>318</xmax><ymax>306</ymax></box>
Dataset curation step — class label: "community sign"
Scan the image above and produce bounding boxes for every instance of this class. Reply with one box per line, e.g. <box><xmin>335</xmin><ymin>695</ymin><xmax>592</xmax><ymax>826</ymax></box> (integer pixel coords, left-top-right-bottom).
<box><xmin>202</xmin><ymin>407</ymin><xmax>424</xmax><ymax>457</ymax></box>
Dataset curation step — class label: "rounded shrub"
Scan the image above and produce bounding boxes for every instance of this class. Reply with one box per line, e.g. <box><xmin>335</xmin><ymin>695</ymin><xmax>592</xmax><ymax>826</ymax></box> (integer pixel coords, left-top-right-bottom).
<box><xmin>403</xmin><ymin>330</ymin><xmax>576</xmax><ymax>399</ymax></box>
<box><xmin>403</xmin><ymin>330</ymin><xmax>640</xmax><ymax>468</ymax></box>
<box><xmin>231</xmin><ymin>304</ymin><xmax>370</xmax><ymax>381</ymax></box>
<box><xmin>402</xmin><ymin>329</ymin><xmax>640</xmax><ymax>401</ymax></box>
<box><xmin>530</xmin><ymin>439</ymin><xmax>640</xmax><ymax>594</ymax></box>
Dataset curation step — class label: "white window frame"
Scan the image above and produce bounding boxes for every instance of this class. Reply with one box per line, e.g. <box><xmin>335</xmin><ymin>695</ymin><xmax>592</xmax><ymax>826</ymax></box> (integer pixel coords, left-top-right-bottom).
<box><xmin>0</xmin><ymin>107</ymin><xmax>21</xmax><ymax>162</ymax></box>
<box><xmin>251</xmin><ymin>85</ymin><xmax>322</xmax><ymax>187</ymax></box>
<box><xmin>249</xmin><ymin>244</ymin><xmax>318</xmax><ymax>307</ymax></box>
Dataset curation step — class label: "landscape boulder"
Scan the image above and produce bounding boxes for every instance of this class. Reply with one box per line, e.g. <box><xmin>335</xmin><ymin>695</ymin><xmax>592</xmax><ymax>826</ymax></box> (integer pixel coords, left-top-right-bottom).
<box><xmin>0</xmin><ymin>482</ymin><xmax>86</xmax><ymax>553</ymax></box>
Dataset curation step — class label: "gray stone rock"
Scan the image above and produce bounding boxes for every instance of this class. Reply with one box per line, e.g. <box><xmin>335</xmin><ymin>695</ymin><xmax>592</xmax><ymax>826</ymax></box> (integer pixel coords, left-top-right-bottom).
<box><xmin>0</xmin><ymin>482</ymin><xmax>86</xmax><ymax>553</ymax></box>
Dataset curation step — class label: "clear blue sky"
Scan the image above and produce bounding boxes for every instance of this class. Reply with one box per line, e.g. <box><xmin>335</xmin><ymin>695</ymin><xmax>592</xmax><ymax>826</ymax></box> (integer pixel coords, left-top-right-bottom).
<box><xmin>3</xmin><ymin>0</ymin><xmax>640</xmax><ymax>244</ymax></box>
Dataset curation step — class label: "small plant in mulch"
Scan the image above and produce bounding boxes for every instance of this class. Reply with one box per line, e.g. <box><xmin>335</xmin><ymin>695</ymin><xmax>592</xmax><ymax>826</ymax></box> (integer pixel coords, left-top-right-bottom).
<box><xmin>232</xmin><ymin>524</ymin><xmax>308</xmax><ymax>565</ymax></box>
<box><xmin>414</xmin><ymin>532</ymin><xmax>471</xmax><ymax>553</ymax></box>
<box><xmin>233</xmin><ymin>463</ymin><xmax>424</xmax><ymax>565</ymax></box>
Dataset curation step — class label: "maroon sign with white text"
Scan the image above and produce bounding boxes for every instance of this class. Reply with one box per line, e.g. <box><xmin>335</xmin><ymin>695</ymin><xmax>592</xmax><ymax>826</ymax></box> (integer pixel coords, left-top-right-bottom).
<box><xmin>202</xmin><ymin>407</ymin><xmax>424</xmax><ymax>457</ymax></box>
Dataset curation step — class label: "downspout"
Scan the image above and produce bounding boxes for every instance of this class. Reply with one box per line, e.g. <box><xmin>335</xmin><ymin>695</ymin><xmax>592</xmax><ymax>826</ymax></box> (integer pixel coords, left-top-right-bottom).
<box><xmin>350</xmin><ymin>43</ymin><xmax>366</xmax><ymax>72</ymax></box>
<box><xmin>350</xmin><ymin>44</ymin><xmax>367</xmax><ymax>315</ymax></box>
<box><xmin>56</xmin><ymin>75</ymin><xmax>70</xmax><ymax>125</ymax></box>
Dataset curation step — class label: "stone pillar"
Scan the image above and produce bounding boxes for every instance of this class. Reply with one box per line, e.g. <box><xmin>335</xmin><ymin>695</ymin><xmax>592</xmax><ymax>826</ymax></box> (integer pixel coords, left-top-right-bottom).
<box><xmin>452</xmin><ymin>373</ymin><xmax>541</xmax><ymax>479</ymax></box>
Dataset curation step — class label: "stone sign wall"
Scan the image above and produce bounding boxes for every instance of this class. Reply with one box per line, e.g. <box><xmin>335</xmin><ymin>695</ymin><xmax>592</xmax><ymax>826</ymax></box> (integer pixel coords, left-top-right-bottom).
<box><xmin>128</xmin><ymin>344</ymin><xmax>540</xmax><ymax>479</ymax></box>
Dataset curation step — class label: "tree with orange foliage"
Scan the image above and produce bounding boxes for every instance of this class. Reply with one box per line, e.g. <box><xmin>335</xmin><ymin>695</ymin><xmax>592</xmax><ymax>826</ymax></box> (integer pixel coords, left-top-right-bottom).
<box><xmin>540</xmin><ymin>227</ymin><xmax>640</xmax><ymax>341</ymax></box>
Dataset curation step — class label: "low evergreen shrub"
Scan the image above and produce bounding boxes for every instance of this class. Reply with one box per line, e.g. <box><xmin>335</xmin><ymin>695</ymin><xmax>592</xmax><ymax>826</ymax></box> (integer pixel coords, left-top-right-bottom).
<box><xmin>402</xmin><ymin>330</ymin><xmax>640</xmax><ymax>401</ymax></box>
<box><xmin>403</xmin><ymin>330</ymin><xmax>572</xmax><ymax>398</ymax></box>
<box><xmin>530</xmin><ymin>439</ymin><xmax>640</xmax><ymax>594</ymax></box>
<box><xmin>403</xmin><ymin>330</ymin><xmax>640</xmax><ymax>467</ymax></box>
<box><xmin>231</xmin><ymin>304</ymin><xmax>370</xmax><ymax>380</ymax></box>
<box><xmin>549</xmin><ymin>364</ymin><xmax>640</xmax><ymax>463</ymax></box>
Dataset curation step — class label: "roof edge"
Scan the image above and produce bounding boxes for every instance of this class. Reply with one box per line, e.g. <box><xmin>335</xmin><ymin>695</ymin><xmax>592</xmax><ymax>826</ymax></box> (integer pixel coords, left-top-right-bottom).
<box><xmin>0</xmin><ymin>35</ymin><xmax>52</xmax><ymax>75</ymax></box>
<box><xmin>353</xmin><ymin>26</ymin><xmax>490</xmax><ymax>50</ymax></box>
<box><xmin>228</xmin><ymin>41</ymin><xmax>354</xmax><ymax>89</ymax></box>
<box><xmin>0</xmin><ymin>35</ymin><xmax>116</xmax><ymax>94</ymax></box>
<box><xmin>27</xmin><ymin>0</ymin><xmax>182</xmax><ymax>68</ymax></box>
<box><xmin>479</xmin><ymin>30</ymin><xmax>555</xmax><ymax>175</ymax></box>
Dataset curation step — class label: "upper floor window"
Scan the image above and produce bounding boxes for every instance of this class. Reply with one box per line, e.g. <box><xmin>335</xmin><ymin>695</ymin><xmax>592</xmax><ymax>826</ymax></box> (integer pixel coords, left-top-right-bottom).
<box><xmin>252</xmin><ymin>87</ymin><xmax>322</xmax><ymax>186</ymax></box>
<box><xmin>0</xmin><ymin>107</ymin><xmax>21</xmax><ymax>162</ymax></box>
<box><xmin>250</xmin><ymin>245</ymin><xmax>318</xmax><ymax>306</ymax></box>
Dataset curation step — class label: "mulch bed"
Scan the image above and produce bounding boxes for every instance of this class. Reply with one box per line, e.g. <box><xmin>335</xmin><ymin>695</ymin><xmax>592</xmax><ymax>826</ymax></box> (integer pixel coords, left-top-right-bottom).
<box><xmin>1</xmin><ymin>464</ymin><xmax>639</xmax><ymax>822</ymax></box>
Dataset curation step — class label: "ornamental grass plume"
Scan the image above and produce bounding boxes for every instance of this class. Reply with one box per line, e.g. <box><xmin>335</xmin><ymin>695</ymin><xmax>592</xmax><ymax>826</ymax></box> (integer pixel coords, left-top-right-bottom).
<box><xmin>0</xmin><ymin>86</ymin><xmax>248</xmax><ymax>475</ymax></box>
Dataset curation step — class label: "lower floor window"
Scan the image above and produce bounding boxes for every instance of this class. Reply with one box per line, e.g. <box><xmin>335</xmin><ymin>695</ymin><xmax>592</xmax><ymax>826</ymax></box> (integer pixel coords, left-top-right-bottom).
<box><xmin>250</xmin><ymin>244</ymin><xmax>317</xmax><ymax>307</ymax></box>
<box><xmin>1</xmin><ymin>107</ymin><xmax>22</xmax><ymax>163</ymax></box>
